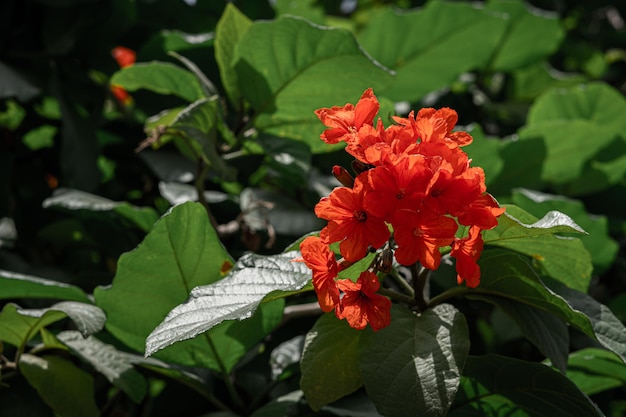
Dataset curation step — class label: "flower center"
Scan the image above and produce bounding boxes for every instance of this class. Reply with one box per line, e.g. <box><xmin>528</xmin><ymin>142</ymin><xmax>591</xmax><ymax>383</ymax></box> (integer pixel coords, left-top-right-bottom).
<box><xmin>354</xmin><ymin>210</ymin><xmax>367</xmax><ymax>222</ymax></box>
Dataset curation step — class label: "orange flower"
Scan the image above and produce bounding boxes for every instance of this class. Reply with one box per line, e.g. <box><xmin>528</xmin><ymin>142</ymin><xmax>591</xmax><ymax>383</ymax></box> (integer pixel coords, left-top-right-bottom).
<box><xmin>110</xmin><ymin>85</ymin><xmax>133</xmax><ymax>106</ymax></box>
<box><xmin>111</xmin><ymin>46</ymin><xmax>136</xmax><ymax>68</ymax></box>
<box><xmin>315</xmin><ymin>175</ymin><xmax>389</xmax><ymax>262</ymax></box>
<box><xmin>315</xmin><ymin>88</ymin><xmax>379</xmax><ymax>144</ymax></box>
<box><xmin>393</xmin><ymin>208</ymin><xmax>458</xmax><ymax>269</ymax></box>
<box><xmin>450</xmin><ymin>225</ymin><xmax>484</xmax><ymax>288</ymax></box>
<box><xmin>393</xmin><ymin>107</ymin><xmax>473</xmax><ymax>148</ymax></box>
<box><xmin>299</xmin><ymin>236</ymin><xmax>340</xmax><ymax>312</ymax></box>
<box><xmin>335</xmin><ymin>271</ymin><xmax>391</xmax><ymax>331</ymax></box>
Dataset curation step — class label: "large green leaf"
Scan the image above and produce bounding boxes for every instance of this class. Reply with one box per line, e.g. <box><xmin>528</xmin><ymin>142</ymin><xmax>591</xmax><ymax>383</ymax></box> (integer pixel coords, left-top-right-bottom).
<box><xmin>19</xmin><ymin>354</ymin><xmax>100</xmax><ymax>417</ymax></box>
<box><xmin>57</xmin><ymin>331</ymin><xmax>148</xmax><ymax>404</ymax></box>
<box><xmin>300</xmin><ymin>313</ymin><xmax>363</xmax><ymax>410</ymax></box>
<box><xmin>565</xmin><ymin>348</ymin><xmax>626</xmax><ymax>396</ymax></box>
<box><xmin>510</xmin><ymin>188</ymin><xmax>619</xmax><ymax>274</ymax></box>
<box><xmin>0</xmin><ymin>269</ymin><xmax>89</xmax><ymax>302</ymax></box>
<box><xmin>358</xmin><ymin>304</ymin><xmax>470</xmax><ymax>417</ymax></box>
<box><xmin>484</xmin><ymin>205</ymin><xmax>592</xmax><ymax>292</ymax></box>
<box><xmin>233</xmin><ymin>16</ymin><xmax>393</xmax><ymax>152</ymax></box>
<box><xmin>547</xmin><ymin>279</ymin><xmax>626</xmax><ymax>364</ymax></box>
<box><xmin>450</xmin><ymin>354</ymin><xmax>603</xmax><ymax>417</ymax></box>
<box><xmin>94</xmin><ymin>202</ymin><xmax>235</xmax><ymax>368</ymax></box>
<box><xmin>0</xmin><ymin>302</ymin><xmax>105</xmax><ymax>349</ymax></box>
<box><xmin>520</xmin><ymin>82</ymin><xmax>626</xmax><ymax>195</ymax></box>
<box><xmin>215</xmin><ymin>3</ymin><xmax>252</xmax><ymax>109</ymax></box>
<box><xmin>145</xmin><ymin>251</ymin><xmax>310</xmax><ymax>357</ymax></box>
<box><xmin>485</xmin><ymin>0</ymin><xmax>564</xmax><ymax>71</ymax></box>
<box><xmin>110</xmin><ymin>61</ymin><xmax>205</xmax><ymax>102</ymax></box>
<box><xmin>470</xmin><ymin>250</ymin><xmax>593</xmax><ymax>337</ymax></box>
<box><xmin>357</xmin><ymin>2</ymin><xmax>507</xmax><ymax>102</ymax></box>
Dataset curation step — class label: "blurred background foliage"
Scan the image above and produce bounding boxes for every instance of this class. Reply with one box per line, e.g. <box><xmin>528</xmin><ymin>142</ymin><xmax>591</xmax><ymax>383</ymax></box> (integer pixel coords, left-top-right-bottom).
<box><xmin>1</xmin><ymin>0</ymin><xmax>626</xmax><ymax>416</ymax></box>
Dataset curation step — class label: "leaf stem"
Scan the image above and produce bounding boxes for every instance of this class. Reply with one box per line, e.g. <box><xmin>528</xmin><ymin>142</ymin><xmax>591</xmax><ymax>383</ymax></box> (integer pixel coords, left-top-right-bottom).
<box><xmin>427</xmin><ymin>286</ymin><xmax>470</xmax><ymax>308</ymax></box>
<box><xmin>388</xmin><ymin>270</ymin><xmax>415</xmax><ymax>298</ymax></box>
<box><xmin>377</xmin><ymin>287</ymin><xmax>416</xmax><ymax>306</ymax></box>
<box><xmin>204</xmin><ymin>334</ymin><xmax>247</xmax><ymax>414</ymax></box>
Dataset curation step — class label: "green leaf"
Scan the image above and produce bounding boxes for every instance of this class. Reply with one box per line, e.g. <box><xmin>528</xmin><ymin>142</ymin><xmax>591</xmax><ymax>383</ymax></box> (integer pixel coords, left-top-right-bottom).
<box><xmin>484</xmin><ymin>205</ymin><xmax>592</xmax><ymax>292</ymax></box>
<box><xmin>167</xmin><ymin>97</ymin><xmax>237</xmax><ymax>182</ymax></box>
<box><xmin>0</xmin><ymin>99</ymin><xmax>26</xmax><ymax>130</ymax></box>
<box><xmin>110</xmin><ymin>61</ymin><xmax>205</xmax><ymax>102</ymax></box>
<box><xmin>520</xmin><ymin>82</ymin><xmax>626</xmax><ymax>194</ymax></box>
<box><xmin>0</xmin><ymin>269</ymin><xmax>89</xmax><ymax>302</ymax></box>
<box><xmin>233</xmin><ymin>16</ymin><xmax>393</xmax><ymax>152</ymax></box>
<box><xmin>565</xmin><ymin>348</ymin><xmax>626</xmax><ymax>396</ymax></box>
<box><xmin>19</xmin><ymin>354</ymin><xmax>100</xmax><ymax>417</ymax></box>
<box><xmin>510</xmin><ymin>188</ymin><xmax>619</xmax><ymax>274</ymax></box>
<box><xmin>357</xmin><ymin>2</ymin><xmax>507</xmax><ymax>102</ymax></box>
<box><xmin>450</xmin><ymin>354</ymin><xmax>603</xmax><ymax>417</ymax></box>
<box><xmin>94</xmin><ymin>202</ymin><xmax>239</xmax><ymax>369</ymax></box>
<box><xmin>0</xmin><ymin>302</ymin><xmax>105</xmax><ymax>349</ymax></box>
<box><xmin>469</xmin><ymin>250</ymin><xmax>593</xmax><ymax>337</ymax></box>
<box><xmin>22</xmin><ymin>125</ymin><xmax>57</xmax><ymax>150</ymax></box>
<box><xmin>485</xmin><ymin>0</ymin><xmax>564</xmax><ymax>71</ymax></box>
<box><xmin>358</xmin><ymin>304</ymin><xmax>470</xmax><ymax>417</ymax></box>
<box><xmin>300</xmin><ymin>313</ymin><xmax>363</xmax><ymax>410</ymax></box>
<box><xmin>215</xmin><ymin>3</ymin><xmax>252</xmax><ymax>109</ymax></box>
<box><xmin>461</xmin><ymin>124</ymin><xmax>504</xmax><ymax>187</ymax></box>
<box><xmin>270</xmin><ymin>335</ymin><xmax>304</xmax><ymax>381</ymax></box>
<box><xmin>467</xmin><ymin>275</ymin><xmax>569</xmax><ymax>373</ymax></box>
<box><xmin>43</xmin><ymin>188</ymin><xmax>159</xmax><ymax>233</ymax></box>
<box><xmin>57</xmin><ymin>331</ymin><xmax>148</xmax><ymax>404</ymax></box>
<box><xmin>547</xmin><ymin>280</ymin><xmax>626</xmax><ymax>364</ymax></box>
<box><xmin>250</xmin><ymin>391</ymin><xmax>304</xmax><ymax>417</ymax></box>
<box><xmin>510</xmin><ymin>62</ymin><xmax>586</xmax><ymax>101</ymax></box>
<box><xmin>145</xmin><ymin>251</ymin><xmax>310</xmax><ymax>357</ymax></box>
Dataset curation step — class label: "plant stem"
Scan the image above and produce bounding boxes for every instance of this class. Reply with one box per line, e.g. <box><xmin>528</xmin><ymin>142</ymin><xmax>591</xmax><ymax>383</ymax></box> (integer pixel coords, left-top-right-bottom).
<box><xmin>377</xmin><ymin>287</ymin><xmax>416</xmax><ymax>306</ymax></box>
<box><xmin>204</xmin><ymin>334</ymin><xmax>247</xmax><ymax>414</ymax></box>
<box><xmin>427</xmin><ymin>286</ymin><xmax>470</xmax><ymax>308</ymax></box>
<box><xmin>411</xmin><ymin>263</ymin><xmax>429</xmax><ymax>312</ymax></box>
<box><xmin>388</xmin><ymin>270</ymin><xmax>415</xmax><ymax>298</ymax></box>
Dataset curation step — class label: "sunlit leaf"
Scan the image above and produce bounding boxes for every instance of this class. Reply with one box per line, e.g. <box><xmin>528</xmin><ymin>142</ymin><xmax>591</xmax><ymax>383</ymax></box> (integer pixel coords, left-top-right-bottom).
<box><xmin>145</xmin><ymin>251</ymin><xmax>310</xmax><ymax>357</ymax></box>
<box><xmin>359</xmin><ymin>304</ymin><xmax>470</xmax><ymax>417</ymax></box>
<box><xmin>357</xmin><ymin>2</ymin><xmax>507</xmax><ymax>102</ymax></box>
<box><xmin>300</xmin><ymin>314</ymin><xmax>362</xmax><ymax>409</ymax></box>
<box><xmin>19</xmin><ymin>354</ymin><xmax>100</xmax><ymax>417</ymax></box>
<box><xmin>484</xmin><ymin>205</ymin><xmax>592</xmax><ymax>292</ymax></box>
<box><xmin>564</xmin><ymin>348</ymin><xmax>626</xmax><ymax>396</ymax></box>
<box><xmin>110</xmin><ymin>61</ymin><xmax>205</xmax><ymax>102</ymax></box>
<box><xmin>233</xmin><ymin>16</ymin><xmax>393</xmax><ymax>152</ymax></box>
<box><xmin>450</xmin><ymin>354</ymin><xmax>603</xmax><ymax>417</ymax></box>
<box><xmin>215</xmin><ymin>3</ymin><xmax>252</xmax><ymax>109</ymax></box>
<box><xmin>0</xmin><ymin>269</ymin><xmax>89</xmax><ymax>302</ymax></box>
<box><xmin>485</xmin><ymin>0</ymin><xmax>564</xmax><ymax>71</ymax></box>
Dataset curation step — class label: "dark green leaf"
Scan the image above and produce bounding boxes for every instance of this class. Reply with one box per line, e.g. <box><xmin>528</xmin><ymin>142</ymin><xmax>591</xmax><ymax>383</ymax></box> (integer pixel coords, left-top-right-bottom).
<box><xmin>16</xmin><ymin>301</ymin><xmax>106</xmax><ymax>338</ymax></box>
<box><xmin>57</xmin><ymin>331</ymin><xmax>148</xmax><ymax>403</ymax></box>
<box><xmin>145</xmin><ymin>251</ymin><xmax>310</xmax><ymax>357</ymax></box>
<box><xmin>470</xmin><ymin>250</ymin><xmax>593</xmax><ymax>337</ymax></box>
<box><xmin>43</xmin><ymin>188</ymin><xmax>159</xmax><ymax>233</ymax></box>
<box><xmin>510</xmin><ymin>188</ymin><xmax>619</xmax><ymax>274</ymax></box>
<box><xmin>565</xmin><ymin>348</ymin><xmax>626</xmax><ymax>396</ymax></box>
<box><xmin>250</xmin><ymin>391</ymin><xmax>304</xmax><ymax>417</ymax></box>
<box><xmin>357</xmin><ymin>3</ymin><xmax>507</xmax><ymax>102</ymax></box>
<box><xmin>0</xmin><ymin>269</ymin><xmax>89</xmax><ymax>302</ymax></box>
<box><xmin>19</xmin><ymin>354</ymin><xmax>100</xmax><ymax>417</ymax></box>
<box><xmin>270</xmin><ymin>335</ymin><xmax>304</xmax><ymax>381</ymax></box>
<box><xmin>486</xmin><ymin>0</ymin><xmax>564</xmax><ymax>71</ymax></box>
<box><xmin>215</xmin><ymin>3</ymin><xmax>252</xmax><ymax>109</ymax></box>
<box><xmin>484</xmin><ymin>205</ymin><xmax>592</xmax><ymax>292</ymax></box>
<box><xmin>233</xmin><ymin>16</ymin><xmax>393</xmax><ymax>152</ymax></box>
<box><xmin>547</xmin><ymin>279</ymin><xmax>626</xmax><ymax>364</ymax></box>
<box><xmin>110</xmin><ymin>61</ymin><xmax>205</xmax><ymax>102</ymax></box>
<box><xmin>358</xmin><ymin>304</ymin><xmax>470</xmax><ymax>417</ymax></box>
<box><xmin>300</xmin><ymin>313</ymin><xmax>363</xmax><ymax>410</ymax></box>
<box><xmin>0</xmin><ymin>62</ymin><xmax>40</xmax><ymax>101</ymax></box>
<box><xmin>22</xmin><ymin>125</ymin><xmax>57</xmax><ymax>150</ymax></box>
<box><xmin>450</xmin><ymin>354</ymin><xmax>603</xmax><ymax>417</ymax></box>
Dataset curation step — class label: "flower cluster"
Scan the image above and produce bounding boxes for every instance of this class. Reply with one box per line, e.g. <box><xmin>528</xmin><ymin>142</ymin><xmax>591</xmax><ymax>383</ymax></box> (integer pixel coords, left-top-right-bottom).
<box><xmin>300</xmin><ymin>88</ymin><xmax>505</xmax><ymax>331</ymax></box>
<box><xmin>110</xmin><ymin>46</ymin><xmax>136</xmax><ymax>106</ymax></box>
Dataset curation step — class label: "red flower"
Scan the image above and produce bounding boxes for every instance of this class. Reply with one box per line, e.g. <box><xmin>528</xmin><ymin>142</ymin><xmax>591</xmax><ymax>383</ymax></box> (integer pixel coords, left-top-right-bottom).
<box><xmin>299</xmin><ymin>236</ymin><xmax>340</xmax><ymax>312</ymax></box>
<box><xmin>335</xmin><ymin>271</ymin><xmax>391</xmax><ymax>331</ymax></box>
<box><xmin>315</xmin><ymin>175</ymin><xmax>389</xmax><ymax>262</ymax></box>
<box><xmin>450</xmin><ymin>226</ymin><xmax>484</xmax><ymax>288</ymax></box>
<box><xmin>315</xmin><ymin>88</ymin><xmax>379</xmax><ymax>144</ymax></box>
<box><xmin>110</xmin><ymin>85</ymin><xmax>133</xmax><ymax>106</ymax></box>
<box><xmin>393</xmin><ymin>208</ymin><xmax>458</xmax><ymax>269</ymax></box>
<box><xmin>111</xmin><ymin>46</ymin><xmax>136</xmax><ymax>68</ymax></box>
